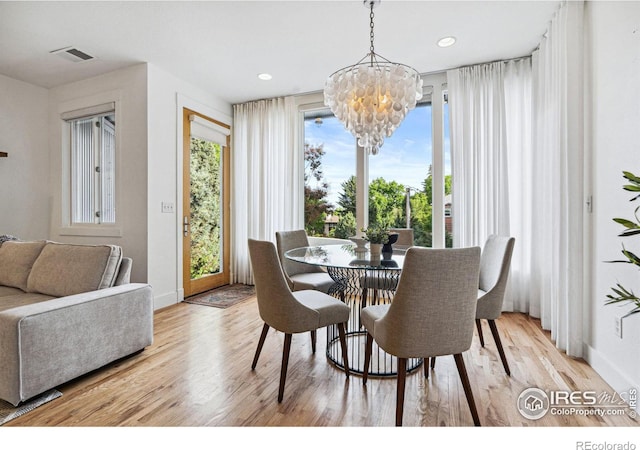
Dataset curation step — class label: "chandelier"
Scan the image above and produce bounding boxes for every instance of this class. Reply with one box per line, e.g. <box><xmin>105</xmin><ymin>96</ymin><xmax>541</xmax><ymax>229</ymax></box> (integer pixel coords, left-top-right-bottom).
<box><xmin>323</xmin><ymin>0</ymin><xmax>423</xmax><ymax>155</ymax></box>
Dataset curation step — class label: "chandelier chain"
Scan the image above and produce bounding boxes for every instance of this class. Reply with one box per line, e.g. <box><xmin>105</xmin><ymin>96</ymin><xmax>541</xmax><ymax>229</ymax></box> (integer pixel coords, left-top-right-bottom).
<box><xmin>369</xmin><ymin>2</ymin><xmax>375</xmax><ymax>56</ymax></box>
<box><xmin>323</xmin><ymin>0</ymin><xmax>423</xmax><ymax>155</ymax></box>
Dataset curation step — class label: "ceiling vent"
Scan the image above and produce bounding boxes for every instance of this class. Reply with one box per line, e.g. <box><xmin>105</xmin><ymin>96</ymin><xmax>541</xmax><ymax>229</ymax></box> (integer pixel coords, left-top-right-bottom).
<box><xmin>50</xmin><ymin>46</ymin><xmax>95</xmax><ymax>63</ymax></box>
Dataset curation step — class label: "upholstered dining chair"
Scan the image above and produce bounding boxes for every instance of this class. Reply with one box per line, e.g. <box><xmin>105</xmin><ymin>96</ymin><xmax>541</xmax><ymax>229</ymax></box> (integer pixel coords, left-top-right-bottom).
<box><xmin>360</xmin><ymin>228</ymin><xmax>414</xmax><ymax>307</ymax></box>
<box><xmin>248</xmin><ymin>239</ymin><xmax>351</xmax><ymax>403</ymax></box>
<box><xmin>275</xmin><ymin>230</ymin><xmax>335</xmax><ymax>294</ymax></box>
<box><xmin>360</xmin><ymin>246</ymin><xmax>482</xmax><ymax>426</ymax></box>
<box><xmin>429</xmin><ymin>235</ymin><xmax>515</xmax><ymax>376</ymax></box>
<box><xmin>474</xmin><ymin>235</ymin><xmax>515</xmax><ymax>375</ymax></box>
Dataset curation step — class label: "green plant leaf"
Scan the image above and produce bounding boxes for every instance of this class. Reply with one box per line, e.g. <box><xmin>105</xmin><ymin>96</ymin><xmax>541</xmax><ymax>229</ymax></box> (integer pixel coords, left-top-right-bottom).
<box><xmin>605</xmin><ymin>172</ymin><xmax>640</xmax><ymax>313</ymax></box>
<box><xmin>621</xmin><ymin>248</ymin><xmax>640</xmax><ymax>266</ymax></box>
<box><xmin>622</xmin><ymin>171</ymin><xmax>640</xmax><ymax>184</ymax></box>
<box><xmin>605</xmin><ymin>283</ymin><xmax>640</xmax><ymax>308</ymax></box>
<box><xmin>620</xmin><ymin>229</ymin><xmax>640</xmax><ymax>237</ymax></box>
<box><xmin>613</xmin><ymin>218</ymin><xmax>639</xmax><ymax>229</ymax></box>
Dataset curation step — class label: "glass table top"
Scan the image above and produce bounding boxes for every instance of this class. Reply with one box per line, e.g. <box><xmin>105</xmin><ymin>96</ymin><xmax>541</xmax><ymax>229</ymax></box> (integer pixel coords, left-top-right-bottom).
<box><xmin>284</xmin><ymin>244</ymin><xmax>405</xmax><ymax>270</ymax></box>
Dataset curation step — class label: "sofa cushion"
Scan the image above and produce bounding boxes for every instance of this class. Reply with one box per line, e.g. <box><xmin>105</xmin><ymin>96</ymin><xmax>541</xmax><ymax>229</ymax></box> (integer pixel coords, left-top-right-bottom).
<box><xmin>27</xmin><ymin>242</ymin><xmax>122</xmax><ymax>297</ymax></box>
<box><xmin>0</xmin><ymin>240</ymin><xmax>46</xmax><ymax>291</ymax></box>
<box><xmin>0</xmin><ymin>292</ymin><xmax>56</xmax><ymax>313</ymax></box>
<box><xmin>0</xmin><ymin>286</ymin><xmax>26</xmax><ymax>298</ymax></box>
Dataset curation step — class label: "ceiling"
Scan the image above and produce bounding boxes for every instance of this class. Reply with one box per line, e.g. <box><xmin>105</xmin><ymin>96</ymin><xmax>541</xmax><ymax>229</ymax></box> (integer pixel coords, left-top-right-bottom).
<box><xmin>0</xmin><ymin>0</ymin><xmax>561</xmax><ymax>105</ymax></box>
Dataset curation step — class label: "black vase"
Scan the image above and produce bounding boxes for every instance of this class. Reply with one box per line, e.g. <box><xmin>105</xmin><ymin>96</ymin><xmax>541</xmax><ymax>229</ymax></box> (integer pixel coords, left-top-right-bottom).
<box><xmin>382</xmin><ymin>233</ymin><xmax>399</xmax><ymax>260</ymax></box>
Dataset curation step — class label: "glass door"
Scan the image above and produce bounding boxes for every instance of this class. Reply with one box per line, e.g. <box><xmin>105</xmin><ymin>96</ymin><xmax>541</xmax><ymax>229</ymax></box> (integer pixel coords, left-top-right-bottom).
<box><xmin>182</xmin><ymin>108</ymin><xmax>230</xmax><ymax>297</ymax></box>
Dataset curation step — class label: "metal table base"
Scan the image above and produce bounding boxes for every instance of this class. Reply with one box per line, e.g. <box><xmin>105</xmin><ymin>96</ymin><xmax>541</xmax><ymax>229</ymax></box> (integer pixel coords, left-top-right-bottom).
<box><xmin>325</xmin><ymin>266</ymin><xmax>422</xmax><ymax>376</ymax></box>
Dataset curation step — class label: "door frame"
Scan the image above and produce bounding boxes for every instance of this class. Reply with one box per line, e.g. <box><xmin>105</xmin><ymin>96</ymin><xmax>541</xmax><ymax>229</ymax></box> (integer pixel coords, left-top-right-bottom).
<box><xmin>182</xmin><ymin>107</ymin><xmax>231</xmax><ymax>297</ymax></box>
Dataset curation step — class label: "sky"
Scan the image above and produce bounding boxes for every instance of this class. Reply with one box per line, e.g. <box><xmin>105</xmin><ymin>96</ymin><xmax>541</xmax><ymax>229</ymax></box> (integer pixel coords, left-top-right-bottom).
<box><xmin>304</xmin><ymin>103</ymin><xmax>450</xmax><ymax>209</ymax></box>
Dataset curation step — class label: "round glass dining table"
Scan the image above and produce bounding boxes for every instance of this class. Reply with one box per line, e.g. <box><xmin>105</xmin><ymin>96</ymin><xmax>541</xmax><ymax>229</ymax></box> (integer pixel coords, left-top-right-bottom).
<box><xmin>285</xmin><ymin>244</ymin><xmax>422</xmax><ymax>376</ymax></box>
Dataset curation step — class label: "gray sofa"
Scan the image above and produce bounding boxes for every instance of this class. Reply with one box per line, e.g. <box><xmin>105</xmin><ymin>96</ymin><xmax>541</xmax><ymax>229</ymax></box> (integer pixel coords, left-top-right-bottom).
<box><xmin>0</xmin><ymin>240</ymin><xmax>153</xmax><ymax>406</ymax></box>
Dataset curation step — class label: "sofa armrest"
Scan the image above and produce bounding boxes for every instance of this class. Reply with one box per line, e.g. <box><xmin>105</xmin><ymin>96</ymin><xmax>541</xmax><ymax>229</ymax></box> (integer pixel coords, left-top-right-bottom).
<box><xmin>0</xmin><ymin>283</ymin><xmax>153</xmax><ymax>406</ymax></box>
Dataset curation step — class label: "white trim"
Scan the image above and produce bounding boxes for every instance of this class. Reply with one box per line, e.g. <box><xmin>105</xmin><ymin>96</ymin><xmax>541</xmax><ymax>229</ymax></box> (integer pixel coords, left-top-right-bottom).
<box><xmin>58</xmin><ymin>226</ymin><xmax>122</xmax><ymax>237</ymax></box>
<box><xmin>61</xmin><ymin>102</ymin><xmax>115</xmax><ymax>121</ymax></box>
<box><xmin>584</xmin><ymin>344</ymin><xmax>639</xmax><ymax>412</ymax></box>
<box><xmin>57</xmin><ymin>90</ymin><xmax>123</xmax><ymax>237</ymax></box>
<box><xmin>154</xmin><ymin>290</ymin><xmax>181</xmax><ymax>310</ymax></box>
<box><xmin>176</xmin><ymin>93</ymin><xmax>232</xmax><ymax>294</ymax></box>
<box><xmin>189</xmin><ymin>114</ymin><xmax>230</xmax><ymax>145</ymax></box>
<box><xmin>431</xmin><ymin>78</ymin><xmax>447</xmax><ymax>248</ymax></box>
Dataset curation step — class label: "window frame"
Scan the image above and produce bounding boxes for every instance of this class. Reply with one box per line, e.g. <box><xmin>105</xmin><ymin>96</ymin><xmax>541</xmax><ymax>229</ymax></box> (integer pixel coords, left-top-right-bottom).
<box><xmin>59</xmin><ymin>94</ymin><xmax>122</xmax><ymax>237</ymax></box>
<box><xmin>297</xmin><ymin>72</ymin><xmax>450</xmax><ymax>247</ymax></box>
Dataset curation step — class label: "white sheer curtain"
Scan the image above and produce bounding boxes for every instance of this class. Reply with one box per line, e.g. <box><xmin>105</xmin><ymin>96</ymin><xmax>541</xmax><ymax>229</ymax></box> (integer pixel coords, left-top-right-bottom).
<box><xmin>504</xmin><ymin>58</ymin><xmax>533</xmax><ymax>315</ymax></box>
<box><xmin>231</xmin><ymin>96</ymin><xmax>303</xmax><ymax>284</ymax></box>
<box><xmin>448</xmin><ymin>61</ymin><xmax>510</xmax><ymax>248</ymax></box>
<box><xmin>447</xmin><ymin>0</ymin><xmax>585</xmax><ymax>357</ymax></box>
<box><xmin>529</xmin><ymin>0</ymin><xmax>585</xmax><ymax>357</ymax></box>
<box><xmin>448</xmin><ymin>58</ymin><xmax>531</xmax><ymax>311</ymax></box>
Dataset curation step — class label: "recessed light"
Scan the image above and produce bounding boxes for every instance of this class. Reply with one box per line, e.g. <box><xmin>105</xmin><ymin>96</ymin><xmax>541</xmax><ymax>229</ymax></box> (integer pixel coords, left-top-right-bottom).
<box><xmin>437</xmin><ymin>36</ymin><xmax>456</xmax><ymax>48</ymax></box>
<box><xmin>257</xmin><ymin>73</ymin><xmax>272</xmax><ymax>81</ymax></box>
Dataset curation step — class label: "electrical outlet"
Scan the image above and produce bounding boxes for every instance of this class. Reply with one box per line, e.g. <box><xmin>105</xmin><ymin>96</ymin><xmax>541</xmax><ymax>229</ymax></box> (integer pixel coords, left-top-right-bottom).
<box><xmin>161</xmin><ymin>202</ymin><xmax>174</xmax><ymax>213</ymax></box>
<box><xmin>614</xmin><ymin>316</ymin><xmax>623</xmax><ymax>339</ymax></box>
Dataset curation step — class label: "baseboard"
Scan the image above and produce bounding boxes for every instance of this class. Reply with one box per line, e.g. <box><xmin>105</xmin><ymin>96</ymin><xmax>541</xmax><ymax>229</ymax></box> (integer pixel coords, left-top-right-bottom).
<box><xmin>584</xmin><ymin>343</ymin><xmax>639</xmax><ymax>411</ymax></box>
<box><xmin>153</xmin><ymin>290</ymin><xmax>180</xmax><ymax>310</ymax></box>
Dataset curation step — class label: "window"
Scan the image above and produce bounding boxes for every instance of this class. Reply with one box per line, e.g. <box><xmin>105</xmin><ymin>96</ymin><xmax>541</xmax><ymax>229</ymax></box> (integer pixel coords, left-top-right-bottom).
<box><xmin>303</xmin><ymin>111</ymin><xmax>356</xmax><ymax>237</ymax></box>
<box><xmin>368</xmin><ymin>102</ymin><xmax>433</xmax><ymax>246</ymax></box>
<box><xmin>64</xmin><ymin>104</ymin><xmax>116</xmax><ymax>225</ymax></box>
<box><xmin>301</xmin><ymin>73</ymin><xmax>451</xmax><ymax>247</ymax></box>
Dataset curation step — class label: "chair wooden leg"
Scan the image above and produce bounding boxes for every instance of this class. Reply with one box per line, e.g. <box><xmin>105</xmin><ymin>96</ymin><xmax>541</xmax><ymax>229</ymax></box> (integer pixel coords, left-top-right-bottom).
<box><xmin>359</xmin><ymin>288</ymin><xmax>368</xmax><ymax>329</ymax></box>
<box><xmin>476</xmin><ymin>319</ymin><xmax>485</xmax><ymax>347</ymax></box>
<box><xmin>337</xmin><ymin>323</ymin><xmax>350</xmax><ymax>378</ymax></box>
<box><xmin>427</xmin><ymin>355</ymin><xmax>436</xmax><ymax>378</ymax></box>
<box><xmin>252</xmin><ymin>323</ymin><xmax>270</xmax><ymax>370</ymax></box>
<box><xmin>363</xmin><ymin>332</ymin><xmax>373</xmax><ymax>385</ymax></box>
<box><xmin>396</xmin><ymin>357</ymin><xmax>407</xmax><ymax>426</ymax></box>
<box><xmin>310</xmin><ymin>330</ymin><xmax>316</xmax><ymax>354</ymax></box>
<box><xmin>453</xmin><ymin>353</ymin><xmax>481</xmax><ymax>426</ymax></box>
<box><xmin>277</xmin><ymin>333</ymin><xmax>292</xmax><ymax>403</ymax></box>
<box><xmin>488</xmin><ymin>319</ymin><xmax>511</xmax><ymax>376</ymax></box>
<box><xmin>424</xmin><ymin>358</ymin><xmax>429</xmax><ymax>379</ymax></box>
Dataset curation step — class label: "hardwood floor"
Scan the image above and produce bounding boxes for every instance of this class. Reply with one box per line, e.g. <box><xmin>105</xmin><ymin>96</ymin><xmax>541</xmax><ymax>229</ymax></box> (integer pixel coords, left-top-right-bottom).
<box><xmin>6</xmin><ymin>296</ymin><xmax>638</xmax><ymax>428</ymax></box>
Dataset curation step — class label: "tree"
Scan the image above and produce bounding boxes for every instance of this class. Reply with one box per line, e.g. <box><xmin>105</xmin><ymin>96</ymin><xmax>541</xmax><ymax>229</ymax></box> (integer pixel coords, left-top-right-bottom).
<box><xmin>304</xmin><ymin>143</ymin><xmax>331</xmax><ymax>236</ymax></box>
<box><xmin>189</xmin><ymin>138</ymin><xmax>221</xmax><ymax>278</ymax></box>
<box><xmin>333</xmin><ymin>171</ymin><xmax>451</xmax><ymax>247</ymax></box>
<box><xmin>368</xmin><ymin>178</ymin><xmax>406</xmax><ymax>228</ymax></box>
<box><xmin>334</xmin><ymin>211</ymin><xmax>356</xmax><ymax>239</ymax></box>
<box><xmin>337</xmin><ymin>175</ymin><xmax>357</xmax><ymax>216</ymax></box>
<box><xmin>410</xmin><ymin>191</ymin><xmax>432</xmax><ymax>247</ymax></box>
<box><xmin>422</xmin><ymin>164</ymin><xmax>452</xmax><ymax>205</ymax></box>
<box><xmin>411</xmin><ymin>166</ymin><xmax>453</xmax><ymax>247</ymax></box>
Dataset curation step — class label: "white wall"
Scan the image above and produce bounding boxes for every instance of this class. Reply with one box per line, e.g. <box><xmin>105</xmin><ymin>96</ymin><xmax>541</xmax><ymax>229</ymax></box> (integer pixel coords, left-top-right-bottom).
<box><xmin>147</xmin><ymin>63</ymin><xmax>232</xmax><ymax>309</ymax></box>
<box><xmin>3</xmin><ymin>61</ymin><xmax>232</xmax><ymax>311</ymax></box>
<box><xmin>47</xmin><ymin>64</ymin><xmax>149</xmax><ymax>284</ymax></box>
<box><xmin>586</xmin><ymin>1</ymin><xmax>640</xmax><ymax>400</ymax></box>
<box><xmin>0</xmin><ymin>74</ymin><xmax>50</xmax><ymax>240</ymax></box>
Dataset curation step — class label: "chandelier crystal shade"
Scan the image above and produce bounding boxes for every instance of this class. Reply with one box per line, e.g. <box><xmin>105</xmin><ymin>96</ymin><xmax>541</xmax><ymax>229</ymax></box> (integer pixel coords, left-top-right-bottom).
<box><xmin>323</xmin><ymin>0</ymin><xmax>423</xmax><ymax>155</ymax></box>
